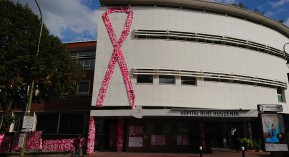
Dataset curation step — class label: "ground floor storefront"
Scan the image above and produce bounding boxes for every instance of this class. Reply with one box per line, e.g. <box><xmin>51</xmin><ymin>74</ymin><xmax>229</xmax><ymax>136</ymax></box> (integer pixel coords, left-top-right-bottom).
<box><xmin>90</xmin><ymin>108</ymin><xmax>260</xmax><ymax>153</ymax></box>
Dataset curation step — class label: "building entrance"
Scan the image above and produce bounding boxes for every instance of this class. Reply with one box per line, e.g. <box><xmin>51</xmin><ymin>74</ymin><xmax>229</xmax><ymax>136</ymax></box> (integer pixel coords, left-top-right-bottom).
<box><xmin>206</xmin><ymin>121</ymin><xmax>244</xmax><ymax>148</ymax></box>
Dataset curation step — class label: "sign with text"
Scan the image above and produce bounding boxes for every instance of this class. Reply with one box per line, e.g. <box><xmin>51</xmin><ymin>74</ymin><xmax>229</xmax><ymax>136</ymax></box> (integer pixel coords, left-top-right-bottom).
<box><xmin>257</xmin><ymin>104</ymin><xmax>283</xmax><ymax>112</ymax></box>
<box><xmin>22</xmin><ymin>116</ymin><xmax>34</xmax><ymax>129</ymax></box>
<box><xmin>181</xmin><ymin>110</ymin><xmax>239</xmax><ymax>117</ymax></box>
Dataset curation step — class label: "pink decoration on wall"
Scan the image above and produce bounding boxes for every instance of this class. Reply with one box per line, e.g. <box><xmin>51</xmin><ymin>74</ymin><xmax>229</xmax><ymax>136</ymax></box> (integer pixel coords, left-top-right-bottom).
<box><xmin>117</xmin><ymin>117</ymin><xmax>124</xmax><ymax>152</ymax></box>
<box><xmin>96</xmin><ymin>8</ymin><xmax>135</xmax><ymax>109</ymax></box>
<box><xmin>87</xmin><ymin>117</ymin><xmax>95</xmax><ymax>154</ymax></box>
<box><xmin>11</xmin><ymin>131</ymin><xmax>42</xmax><ymax>152</ymax></box>
<box><xmin>0</xmin><ymin>134</ymin><xmax>4</xmax><ymax>146</ymax></box>
<box><xmin>42</xmin><ymin>138</ymin><xmax>75</xmax><ymax>152</ymax></box>
<box><xmin>0</xmin><ymin>135</ymin><xmax>12</xmax><ymax>153</ymax></box>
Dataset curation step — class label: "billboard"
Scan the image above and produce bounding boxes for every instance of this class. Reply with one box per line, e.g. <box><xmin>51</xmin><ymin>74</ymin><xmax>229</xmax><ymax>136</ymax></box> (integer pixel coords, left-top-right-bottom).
<box><xmin>261</xmin><ymin>114</ymin><xmax>288</xmax><ymax>151</ymax></box>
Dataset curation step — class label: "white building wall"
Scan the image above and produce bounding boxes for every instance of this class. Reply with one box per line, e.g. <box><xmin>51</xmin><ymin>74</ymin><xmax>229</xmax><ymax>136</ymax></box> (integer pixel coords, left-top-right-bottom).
<box><xmin>92</xmin><ymin>7</ymin><xmax>289</xmax><ymax>113</ymax></box>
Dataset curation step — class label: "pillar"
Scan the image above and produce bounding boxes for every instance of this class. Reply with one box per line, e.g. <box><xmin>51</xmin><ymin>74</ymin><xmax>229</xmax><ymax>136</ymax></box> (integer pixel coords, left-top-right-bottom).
<box><xmin>117</xmin><ymin>117</ymin><xmax>124</xmax><ymax>152</ymax></box>
<box><xmin>87</xmin><ymin>117</ymin><xmax>95</xmax><ymax>155</ymax></box>
<box><xmin>199</xmin><ymin>119</ymin><xmax>206</xmax><ymax>150</ymax></box>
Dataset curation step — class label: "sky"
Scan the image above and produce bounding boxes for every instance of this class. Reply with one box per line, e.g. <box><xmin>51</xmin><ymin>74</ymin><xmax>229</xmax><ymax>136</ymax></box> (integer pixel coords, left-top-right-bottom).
<box><xmin>13</xmin><ymin>0</ymin><xmax>289</xmax><ymax>43</ymax></box>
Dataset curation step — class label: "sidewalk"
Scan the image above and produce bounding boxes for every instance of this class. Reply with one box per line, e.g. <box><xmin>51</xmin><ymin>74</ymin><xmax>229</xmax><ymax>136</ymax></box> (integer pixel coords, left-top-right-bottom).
<box><xmin>87</xmin><ymin>148</ymin><xmax>271</xmax><ymax>157</ymax></box>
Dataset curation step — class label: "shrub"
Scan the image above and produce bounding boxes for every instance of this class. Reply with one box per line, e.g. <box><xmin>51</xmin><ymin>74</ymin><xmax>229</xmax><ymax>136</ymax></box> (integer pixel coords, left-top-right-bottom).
<box><xmin>240</xmin><ymin>138</ymin><xmax>253</xmax><ymax>149</ymax></box>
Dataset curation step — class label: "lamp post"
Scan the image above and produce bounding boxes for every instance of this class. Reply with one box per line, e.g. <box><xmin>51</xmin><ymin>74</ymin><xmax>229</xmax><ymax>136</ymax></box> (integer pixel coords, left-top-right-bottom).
<box><xmin>20</xmin><ymin>0</ymin><xmax>43</xmax><ymax>156</ymax></box>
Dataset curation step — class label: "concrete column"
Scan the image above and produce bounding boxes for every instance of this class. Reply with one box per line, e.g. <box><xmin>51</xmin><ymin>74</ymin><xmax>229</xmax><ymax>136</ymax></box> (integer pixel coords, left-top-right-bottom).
<box><xmin>117</xmin><ymin>117</ymin><xmax>124</xmax><ymax>152</ymax></box>
<box><xmin>199</xmin><ymin>119</ymin><xmax>206</xmax><ymax>150</ymax></box>
<box><xmin>87</xmin><ymin>117</ymin><xmax>95</xmax><ymax>154</ymax></box>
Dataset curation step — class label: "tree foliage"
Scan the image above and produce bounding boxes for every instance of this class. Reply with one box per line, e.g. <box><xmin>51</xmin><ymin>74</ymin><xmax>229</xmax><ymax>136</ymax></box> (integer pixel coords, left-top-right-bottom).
<box><xmin>0</xmin><ymin>1</ymin><xmax>85</xmax><ymax>131</ymax></box>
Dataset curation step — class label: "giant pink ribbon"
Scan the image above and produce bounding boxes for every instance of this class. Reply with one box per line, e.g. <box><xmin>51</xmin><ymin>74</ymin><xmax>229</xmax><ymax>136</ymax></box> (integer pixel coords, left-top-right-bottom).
<box><xmin>96</xmin><ymin>8</ymin><xmax>135</xmax><ymax>109</ymax></box>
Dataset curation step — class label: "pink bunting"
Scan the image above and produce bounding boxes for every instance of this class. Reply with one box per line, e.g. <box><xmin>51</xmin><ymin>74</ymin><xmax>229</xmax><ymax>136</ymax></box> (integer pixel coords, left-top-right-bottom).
<box><xmin>96</xmin><ymin>8</ymin><xmax>135</xmax><ymax>109</ymax></box>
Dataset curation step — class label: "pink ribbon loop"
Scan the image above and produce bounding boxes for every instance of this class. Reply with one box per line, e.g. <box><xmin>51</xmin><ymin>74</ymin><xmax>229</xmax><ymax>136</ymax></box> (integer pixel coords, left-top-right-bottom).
<box><xmin>96</xmin><ymin>8</ymin><xmax>135</xmax><ymax>109</ymax></box>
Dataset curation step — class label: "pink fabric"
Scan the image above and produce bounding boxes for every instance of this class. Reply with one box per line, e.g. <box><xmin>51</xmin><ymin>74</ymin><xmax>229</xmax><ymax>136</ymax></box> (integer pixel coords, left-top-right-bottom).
<box><xmin>0</xmin><ymin>134</ymin><xmax>4</xmax><ymax>146</ymax></box>
<box><xmin>96</xmin><ymin>8</ymin><xmax>135</xmax><ymax>109</ymax></box>
<box><xmin>87</xmin><ymin>117</ymin><xmax>95</xmax><ymax>154</ymax></box>
<box><xmin>11</xmin><ymin>131</ymin><xmax>42</xmax><ymax>152</ymax></box>
<box><xmin>0</xmin><ymin>135</ymin><xmax>11</xmax><ymax>153</ymax></box>
<box><xmin>117</xmin><ymin>118</ymin><xmax>124</xmax><ymax>152</ymax></box>
<box><xmin>42</xmin><ymin>138</ymin><xmax>75</xmax><ymax>152</ymax></box>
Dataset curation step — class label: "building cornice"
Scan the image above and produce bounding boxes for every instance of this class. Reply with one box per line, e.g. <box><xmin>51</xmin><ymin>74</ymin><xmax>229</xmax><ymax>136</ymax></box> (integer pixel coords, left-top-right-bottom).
<box><xmin>100</xmin><ymin>0</ymin><xmax>289</xmax><ymax>39</ymax></box>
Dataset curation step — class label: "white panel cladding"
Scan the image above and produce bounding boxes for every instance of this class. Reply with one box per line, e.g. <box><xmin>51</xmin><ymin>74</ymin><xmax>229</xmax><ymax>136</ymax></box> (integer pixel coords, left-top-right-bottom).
<box><xmin>92</xmin><ymin>7</ymin><xmax>289</xmax><ymax>113</ymax></box>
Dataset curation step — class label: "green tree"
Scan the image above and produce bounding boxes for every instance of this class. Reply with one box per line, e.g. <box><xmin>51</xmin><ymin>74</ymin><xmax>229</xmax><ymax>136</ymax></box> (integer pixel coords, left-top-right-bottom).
<box><xmin>0</xmin><ymin>0</ymin><xmax>85</xmax><ymax>132</ymax></box>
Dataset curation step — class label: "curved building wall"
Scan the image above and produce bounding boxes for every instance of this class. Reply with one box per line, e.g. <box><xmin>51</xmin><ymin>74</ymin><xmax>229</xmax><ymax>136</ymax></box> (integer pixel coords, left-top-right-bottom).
<box><xmin>92</xmin><ymin>6</ymin><xmax>289</xmax><ymax>113</ymax></box>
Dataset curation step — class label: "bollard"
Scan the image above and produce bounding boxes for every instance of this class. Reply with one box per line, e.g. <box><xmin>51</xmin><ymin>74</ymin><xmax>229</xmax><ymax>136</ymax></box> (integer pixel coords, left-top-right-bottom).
<box><xmin>241</xmin><ymin>147</ymin><xmax>245</xmax><ymax>157</ymax></box>
<box><xmin>199</xmin><ymin>146</ymin><xmax>203</xmax><ymax>157</ymax></box>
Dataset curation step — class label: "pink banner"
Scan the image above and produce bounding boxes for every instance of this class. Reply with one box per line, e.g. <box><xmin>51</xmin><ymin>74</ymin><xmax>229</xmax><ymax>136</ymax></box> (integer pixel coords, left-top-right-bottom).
<box><xmin>11</xmin><ymin>131</ymin><xmax>42</xmax><ymax>152</ymax></box>
<box><xmin>96</xmin><ymin>8</ymin><xmax>135</xmax><ymax>109</ymax></box>
<box><xmin>87</xmin><ymin>117</ymin><xmax>95</xmax><ymax>154</ymax></box>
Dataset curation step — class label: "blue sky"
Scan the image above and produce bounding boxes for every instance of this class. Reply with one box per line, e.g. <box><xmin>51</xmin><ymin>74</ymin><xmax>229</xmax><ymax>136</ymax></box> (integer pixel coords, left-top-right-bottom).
<box><xmin>14</xmin><ymin>0</ymin><xmax>289</xmax><ymax>43</ymax></box>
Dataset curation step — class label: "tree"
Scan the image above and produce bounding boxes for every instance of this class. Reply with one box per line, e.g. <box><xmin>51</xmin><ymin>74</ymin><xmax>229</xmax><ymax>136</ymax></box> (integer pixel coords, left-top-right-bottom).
<box><xmin>0</xmin><ymin>0</ymin><xmax>85</xmax><ymax>132</ymax></box>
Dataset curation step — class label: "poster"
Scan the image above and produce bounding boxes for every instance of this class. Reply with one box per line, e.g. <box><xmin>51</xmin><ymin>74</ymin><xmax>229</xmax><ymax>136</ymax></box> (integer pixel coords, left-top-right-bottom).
<box><xmin>151</xmin><ymin>135</ymin><xmax>165</xmax><ymax>145</ymax></box>
<box><xmin>261</xmin><ymin>114</ymin><xmax>288</xmax><ymax>151</ymax></box>
<box><xmin>128</xmin><ymin>137</ymin><xmax>143</xmax><ymax>147</ymax></box>
<box><xmin>129</xmin><ymin>126</ymin><xmax>143</xmax><ymax>136</ymax></box>
<box><xmin>128</xmin><ymin>126</ymin><xmax>143</xmax><ymax>147</ymax></box>
<box><xmin>177</xmin><ymin>135</ymin><xmax>189</xmax><ymax>145</ymax></box>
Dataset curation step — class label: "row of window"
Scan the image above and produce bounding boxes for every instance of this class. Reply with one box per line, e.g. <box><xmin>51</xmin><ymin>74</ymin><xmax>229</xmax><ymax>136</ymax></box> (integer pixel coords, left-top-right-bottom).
<box><xmin>137</xmin><ymin>75</ymin><xmax>196</xmax><ymax>85</ymax></box>
<box><xmin>70</xmin><ymin>51</ymin><xmax>95</xmax><ymax>70</ymax></box>
<box><xmin>136</xmin><ymin>75</ymin><xmax>286</xmax><ymax>103</ymax></box>
<box><xmin>12</xmin><ymin>112</ymin><xmax>88</xmax><ymax>134</ymax></box>
<box><xmin>145</xmin><ymin>122</ymin><xmax>190</xmax><ymax>135</ymax></box>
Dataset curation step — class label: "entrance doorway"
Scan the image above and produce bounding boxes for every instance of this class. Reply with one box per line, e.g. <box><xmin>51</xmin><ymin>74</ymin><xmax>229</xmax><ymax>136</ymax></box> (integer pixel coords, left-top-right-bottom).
<box><xmin>206</xmin><ymin>121</ymin><xmax>244</xmax><ymax>148</ymax></box>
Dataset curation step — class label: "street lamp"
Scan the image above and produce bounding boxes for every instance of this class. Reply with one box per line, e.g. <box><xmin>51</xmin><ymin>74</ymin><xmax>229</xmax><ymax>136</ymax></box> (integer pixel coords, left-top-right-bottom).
<box><xmin>20</xmin><ymin>0</ymin><xmax>43</xmax><ymax>156</ymax></box>
<box><xmin>284</xmin><ymin>43</ymin><xmax>289</xmax><ymax>68</ymax></box>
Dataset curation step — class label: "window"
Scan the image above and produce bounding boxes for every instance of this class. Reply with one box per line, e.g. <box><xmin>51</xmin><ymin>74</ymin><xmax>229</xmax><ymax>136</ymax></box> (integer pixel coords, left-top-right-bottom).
<box><xmin>137</xmin><ymin>75</ymin><xmax>153</xmax><ymax>83</ymax></box>
<box><xmin>77</xmin><ymin>81</ymin><xmax>90</xmax><ymax>95</ymax></box>
<box><xmin>145</xmin><ymin>122</ymin><xmax>155</xmax><ymax>134</ymax></box>
<box><xmin>36</xmin><ymin>114</ymin><xmax>59</xmax><ymax>133</ymax></box>
<box><xmin>36</xmin><ymin>113</ymin><xmax>86</xmax><ymax>134</ymax></box>
<box><xmin>70</xmin><ymin>51</ymin><xmax>95</xmax><ymax>70</ymax></box>
<box><xmin>59</xmin><ymin>114</ymin><xmax>84</xmax><ymax>134</ymax></box>
<box><xmin>161</xmin><ymin>123</ymin><xmax>171</xmax><ymax>135</ymax></box>
<box><xmin>277</xmin><ymin>88</ymin><xmax>286</xmax><ymax>102</ymax></box>
<box><xmin>79</xmin><ymin>58</ymin><xmax>95</xmax><ymax>70</ymax></box>
<box><xmin>159</xmin><ymin>75</ymin><xmax>175</xmax><ymax>84</ymax></box>
<box><xmin>11</xmin><ymin>112</ymin><xmax>24</xmax><ymax>132</ymax></box>
<box><xmin>181</xmin><ymin>76</ymin><xmax>196</xmax><ymax>85</ymax></box>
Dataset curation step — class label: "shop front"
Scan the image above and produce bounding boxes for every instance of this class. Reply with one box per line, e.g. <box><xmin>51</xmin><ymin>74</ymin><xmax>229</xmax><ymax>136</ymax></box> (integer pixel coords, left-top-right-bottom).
<box><xmin>91</xmin><ymin>108</ymin><xmax>259</xmax><ymax>152</ymax></box>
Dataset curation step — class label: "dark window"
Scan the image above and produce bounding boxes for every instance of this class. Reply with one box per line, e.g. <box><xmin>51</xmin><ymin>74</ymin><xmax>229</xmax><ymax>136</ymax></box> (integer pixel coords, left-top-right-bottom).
<box><xmin>36</xmin><ymin>113</ymin><xmax>85</xmax><ymax>134</ymax></box>
<box><xmin>145</xmin><ymin>122</ymin><xmax>155</xmax><ymax>134</ymax></box>
<box><xmin>159</xmin><ymin>75</ymin><xmax>175</xmax><ymax>84</ymax></box>
<box><xmin>59</xmin><ymin>114</ymin><xmax>84</xmax><ymax>134</ymax></box>
<box><xmin>12</xmin><ymin>112</ymin><xmax>24</xmax><ymax>132</ymax></box>
<box><xmin>36</xmin><ymin>114</ymin><xmax>59</xmax><ymax>133</ymax></box>
<box><xmin>161</xmin><ymin>123</ymin><xmax>171</xmax><ymax>135</ymax></box>
<box><xmin>277</xmin><ymin>87</ymin><xmax>286</xmax><ymax>102</ymax></box>
<box><xmin>137</xmin><ymin>75</ymin><xmax>153</xmax><ymax>83</ymax></box>
<box><xmin>181</xmin><ymin>76</ymin><xmax>196</xmax><ymax>85</ymax></box>
<box><xmin>77</xmin><ymin>81</ymin><xmax>90</xmax><ymax>95</ymax></box>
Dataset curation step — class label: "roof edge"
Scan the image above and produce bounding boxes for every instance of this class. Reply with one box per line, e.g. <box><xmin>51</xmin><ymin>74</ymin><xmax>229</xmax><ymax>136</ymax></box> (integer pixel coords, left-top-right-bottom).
<box><xmin>100</xmin><ymin>0</ymin><xmax>289</xmax><ymax>39</ymax></box>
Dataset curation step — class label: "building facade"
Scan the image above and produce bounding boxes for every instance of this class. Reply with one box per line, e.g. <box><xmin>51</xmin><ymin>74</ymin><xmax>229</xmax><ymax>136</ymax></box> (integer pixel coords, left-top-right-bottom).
<box><xmin>5</xmin><ymin>41</ymin><xmax>96</xmax><ymax>152</ymax></box>
<box><xmin>91</xmin><ymin>0</ymin><xmax>289</xmax><ymax>152</ymax></box>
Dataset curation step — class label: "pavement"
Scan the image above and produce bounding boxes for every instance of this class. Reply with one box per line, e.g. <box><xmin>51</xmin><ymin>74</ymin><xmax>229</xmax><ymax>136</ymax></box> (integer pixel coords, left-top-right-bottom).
<box><xmin>87</xmin><ymin>148</ymin><xmax>272</xmax><ymax>157</ymax></box>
